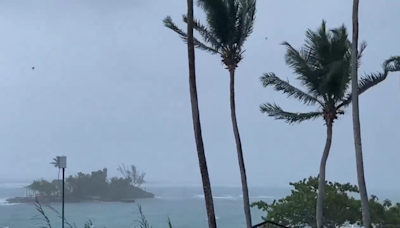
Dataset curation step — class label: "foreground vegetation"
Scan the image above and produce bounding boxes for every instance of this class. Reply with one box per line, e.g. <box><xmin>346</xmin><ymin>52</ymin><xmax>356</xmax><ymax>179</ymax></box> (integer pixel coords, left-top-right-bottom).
<box><xmin>33</xmin><ymin>199</ymin><xmax>172</xmax><ymax>228</ymax></box>
<box><xmin>8</xmin><ymin>164</ymin><xmax>154</xmax><ymax>204</ymax></box>
<box><xmin>251</xmin><ymin>177</ymin><xmax>400</xmax><ymax>228</ymax></box>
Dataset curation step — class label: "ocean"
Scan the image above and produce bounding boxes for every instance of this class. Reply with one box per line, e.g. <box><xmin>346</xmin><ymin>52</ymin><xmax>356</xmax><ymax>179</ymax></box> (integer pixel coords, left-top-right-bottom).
<box><xmin>0</xmin><ymin>183</ymin><xmax>288</xmax><ymax>228</ymax></box>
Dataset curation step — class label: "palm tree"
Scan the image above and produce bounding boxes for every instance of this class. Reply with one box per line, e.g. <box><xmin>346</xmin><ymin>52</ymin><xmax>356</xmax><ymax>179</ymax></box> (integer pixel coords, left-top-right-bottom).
<box><xmin>259</xmin><ymin>21</ymin><xmax>400</xmax><ymax>228</ymax></box>
<box><xmin>350</xmin><ymin>1</ymin><xmax>371</xmax><ymax>227</ymax></box>
<box><xmin>163</xmin><ymin>1</ymin><xmax>256</xmax><ymax>227</ymax></box>
<box><xmin>50</xmin><ymin>156</ymin><xmax>61</xmax><ymax>196</ymax></box>
<box><xmin>164</xmin><ymin>0</ymin><xmax>217</xmax><ymax>227</ymax></box>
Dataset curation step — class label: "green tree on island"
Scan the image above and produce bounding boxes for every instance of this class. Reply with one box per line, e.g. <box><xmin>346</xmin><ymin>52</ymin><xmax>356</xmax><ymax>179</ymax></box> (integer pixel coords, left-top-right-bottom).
<box><xmin>17</xmin><ymin>165</ymin><xmax>154</xmax><ymax>204</ymax></box>
<box><xmin>259</xmin><ymin>21</ymin><xmax>400</xmax><ymax>228</ymax></box>
<box><xmin>117</xmin><ymin>164</ymin><xmax>146</xmax><ymax>188</ymax></box>
<box><xmin>163</xmin><ymin>1</ymin><xmax>256</xmax><ymax>227</ymax></box>
<box><xmin>251</xmin><ymin>177</ymin><xmax>400</xmax><ymax>228</ymax></box>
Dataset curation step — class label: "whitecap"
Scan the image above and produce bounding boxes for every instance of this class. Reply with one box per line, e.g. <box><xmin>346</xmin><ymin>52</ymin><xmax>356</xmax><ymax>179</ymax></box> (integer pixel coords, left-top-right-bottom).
<box><xmin>251</xmin><ymin>195</ymin><xmax>274</xmax><ymax>199</ymax></box>
<box><xmin>205</xmin><ymin>216</ymin><xmax>220</xmax><ymax>220</ymax></box>
<box><xmin>0</xmin><ymin>198</ymin><xmax>20</xmax><ymax>206</ymax></box>
<box><xmin>193</xmin><ymin>195</ymin><xmax>237</xmax><ymax>200</ymax></box>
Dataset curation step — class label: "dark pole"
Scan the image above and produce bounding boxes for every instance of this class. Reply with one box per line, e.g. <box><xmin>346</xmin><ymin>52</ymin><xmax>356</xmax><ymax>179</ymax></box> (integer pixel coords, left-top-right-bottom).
<box><xmin>62</xmin><ymin>168</ymin><xmax>65</xmax><ymax>228</ymax></box>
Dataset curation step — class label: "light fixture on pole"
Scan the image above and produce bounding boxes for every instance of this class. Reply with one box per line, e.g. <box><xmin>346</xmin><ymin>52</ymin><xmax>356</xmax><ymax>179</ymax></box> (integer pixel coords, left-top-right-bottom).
<box><xmin>58</xmin><ymin>156</ymin><xmax>67</xmax><ymax>228</ymax></box>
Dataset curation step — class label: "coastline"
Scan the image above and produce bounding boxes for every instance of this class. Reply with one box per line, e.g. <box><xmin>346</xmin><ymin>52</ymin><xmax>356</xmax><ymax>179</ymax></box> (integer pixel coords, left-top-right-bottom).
<box><xmin>6</xmin><ymin>193</ymin><xmax>155</xmax><ymax>204</ymax></box>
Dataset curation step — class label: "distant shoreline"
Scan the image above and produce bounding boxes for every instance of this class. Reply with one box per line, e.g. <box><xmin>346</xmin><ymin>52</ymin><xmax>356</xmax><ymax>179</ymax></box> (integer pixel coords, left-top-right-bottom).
<box><xmin>6</xmin><ymin>195</ymin><xmax>154</xmax><ymax>204</ymax></box>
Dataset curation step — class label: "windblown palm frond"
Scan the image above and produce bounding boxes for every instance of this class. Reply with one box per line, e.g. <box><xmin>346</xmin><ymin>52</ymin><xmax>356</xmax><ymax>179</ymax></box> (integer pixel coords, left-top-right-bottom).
<box><xmin>260</xmin><ymin>21</ymin><xmax>397</xmax><ymax>126</ymax></box>
<box><xmin>50</xmin><ymin>157</ymin><xmax>60</xmax><ymax>168</ymax></box>
<box><xmin>282</xmin><ymin>21</ymin><xmax>356</xmax><ymax>104</ymax></box>
<box><xmin>260</xmin><ymin>103</ymin><xmax>323</xmax><ymax>124</ymax></box>
<box><xmin>164</xmin><ymin>0</ymin><xmax>256</xmax><ymax>68</ymax></box>
<box><xmin>163</xmin><ymin>16</ymin><xmax>219</xmax><ymax>54</ymax></box>
<box><xmin>337</xmin><ymin>56</ymin><xmax>400</xmax><ymax>109</ymax></box>
<box><xmin>260</xmin><ymin>73</ymin><xmax>324</xmax><ymax>106</ymax></box>
<box><xmin>182</xmin><ymin>15</ymin><xmax>221</xmax><ymax>51</ymax></box>
<box><xmin>281</xmin><ymin>41</ymin><xmax>321</xmax><ymax>97</ymax></box>
<box><xmin>384</xmin><ymin>56</ymin><xmax>400</xmax><ymax>72</ymax></box>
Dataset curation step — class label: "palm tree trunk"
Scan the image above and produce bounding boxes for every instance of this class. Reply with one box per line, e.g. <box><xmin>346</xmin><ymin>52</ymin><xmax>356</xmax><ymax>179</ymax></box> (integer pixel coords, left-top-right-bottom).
<box><xmin>186</xmin><ymin>1</ymin><xmax>217</xmax><ymax>228</ymax></box>
<box><xmin>58</xmin><ymin>168</ymin><xmax>61</xmax><ymax>197</ymax></box>
<box><xmin>316</xmin><ymin>122</ymin><xmax>333</xmax><ymax>228</ymax></box>
<box><xmin>351</xmin><ymin>0</ymin><xmax>371</xmax><ymax>227</ymax></box>
<box><xmin>229</xmin><ymin>69</ymin><xmax>252</xmax><ymax>228</ymax></box>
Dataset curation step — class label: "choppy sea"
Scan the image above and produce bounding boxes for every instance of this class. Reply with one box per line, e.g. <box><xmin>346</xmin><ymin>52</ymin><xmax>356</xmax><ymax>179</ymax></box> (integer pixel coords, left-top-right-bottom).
<box><xmin>0</xmin><ymin>182</ymin><xmax>290</xmax><ymax>228</ymax></box>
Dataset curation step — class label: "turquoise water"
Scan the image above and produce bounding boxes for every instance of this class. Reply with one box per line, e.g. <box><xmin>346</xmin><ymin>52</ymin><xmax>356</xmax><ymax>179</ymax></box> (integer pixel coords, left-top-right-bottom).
<box><xmin>0</xmin><ymin>183</ymin><xmax>286</xmax><ymax>228</ymax></box>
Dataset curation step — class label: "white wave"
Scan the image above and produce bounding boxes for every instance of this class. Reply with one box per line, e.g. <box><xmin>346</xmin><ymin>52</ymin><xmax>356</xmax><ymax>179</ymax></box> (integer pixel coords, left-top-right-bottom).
<box><xmin>154</xmin><ymin>196</ymin><xmax>162</xmax><ymax>199</ymax></box>
<box><xmin>193</xmin><ymin>194</ymin><xmax>274</xmax><ymax>200</ymax></box>
<box><xmin>193</xmin><ymin>194</ymin><xmax>237</xmax><ymax>200</ymax></box>
<box><xmin>205</xmin><ymin>216</ymin><xmax>220</xmax><ymax>220</ymax></box>
<box><xmin>0</xmin><ymin>198</ymin><xmax>20</xmax><ymax>206</ymax></box>
<box><xmin>251</xmin><ymin>195</ymin><xmax>275</xmax><ymax>199</ymax></box>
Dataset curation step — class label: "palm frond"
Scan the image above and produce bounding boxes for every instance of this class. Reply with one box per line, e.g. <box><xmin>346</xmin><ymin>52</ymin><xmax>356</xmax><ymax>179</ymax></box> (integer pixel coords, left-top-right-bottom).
<box><xmin>260</xmin><ymin>72</ymin><xmax>324</xmax><ymax>106</ymax></box>
<box><xmin>196</xmin><ymin>0</ymin><xmax>232</xmax><ymax>44</ymax></box>
<box><xmin>337</xmin><ymin>56</ymin><xmax>400</xmax><ymax>108</ymax></box>
<box><xmin>304</xmin><ymin>20</ymin><xmax>332</xmax><ymax>67</ymax></box>
<box><xmin>384</xmin><ymin>56</ymin><xmax>400</xmax><ymax>72</ymax></box>
<box><xmin>356</xmin><ymin>41</ymin><xmax>367</xmax><ymax>67</ymax></box>
<box><xmin>260</xmin><ymin>103</ymin><xmax>323</xmax><ymax>124</ymax></box>
<box><xmin>281</xmin><ymin>41</ymin><xmax>322</xmax><ymax>97</ymax></box>
<box><xmin>196</xmin><ymin>0</ymin><xmax>256</xmax><ymax>58</ymax></box>
<box><xmin>163</xmin><ymin>16</ymin><xmax>219</xmax><ymax>54</ymax></box>
<box><xmin>50</xmin><ymin>157</ymin><xmax>59</xmax><ymax>168</ymax></box>
<box><xmin>182</xmin><ymin>15</ymin><xmax>221</xmax><ymax>52</ymax></box>
<box><xmin>234</xmin><ymin>0</ymin><xmax>256</xmax><ymax>47</ymax></box>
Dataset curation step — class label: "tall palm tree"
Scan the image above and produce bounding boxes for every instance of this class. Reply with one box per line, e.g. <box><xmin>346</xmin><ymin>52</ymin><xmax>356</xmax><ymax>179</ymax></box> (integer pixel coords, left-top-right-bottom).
<box><xmin>163</xmin><ymin>1</ymin><xmax>256</xmax><ymax>227</ymax></box>
<box><xmin>259</xmin><ymin>21</ymin><xmax>399</xmax><ymax>228</ymax></box>
<box><xmin>350</xmin><ymin>0</ymin><xmax>371</xmax><ymax>227</ymax></box>
<box><xmin>164</xmin><ymin>0</ymin><xmax>217</xmax><ymax>227</ymax></box>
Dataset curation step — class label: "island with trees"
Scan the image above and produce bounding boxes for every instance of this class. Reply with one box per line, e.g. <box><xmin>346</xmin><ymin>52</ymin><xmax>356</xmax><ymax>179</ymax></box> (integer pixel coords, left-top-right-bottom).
<box><xmin>6</xmin><ymin>163</ymin><xmax>154</xmax><ymax>204</ymax></box>
<box><xmin>251</xmin><ymin>176</ymin><xmax>400</xmax><ymax>228</ymax></box>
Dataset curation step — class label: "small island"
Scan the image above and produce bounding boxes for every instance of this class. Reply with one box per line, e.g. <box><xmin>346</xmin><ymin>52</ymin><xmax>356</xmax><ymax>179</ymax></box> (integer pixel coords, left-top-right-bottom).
<box><xmin>7</xmin><ymin>163</ymin><xmax>154</xmax><ymax>204</ymax></box>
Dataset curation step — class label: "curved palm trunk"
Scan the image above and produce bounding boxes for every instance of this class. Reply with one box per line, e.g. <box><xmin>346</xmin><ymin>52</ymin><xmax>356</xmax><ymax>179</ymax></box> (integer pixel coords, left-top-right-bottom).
<box><xmin>229</xmin><ymin>69</ymin><xmax>252</xmax><ymax>228</ymax></box>
<box><xmin>316</xmin><ymin>122</ymin><xmax>333</xmax><ymax>228</ymax></box>
<box><xmin>186</xmin><ymin>1</ymin><xmax>217</xmax><ymax>228</ymax></box>
<box><xmin>351</xmin><ymin>0</ymin><xmax>371</xmax><ymax>227</ymax></box>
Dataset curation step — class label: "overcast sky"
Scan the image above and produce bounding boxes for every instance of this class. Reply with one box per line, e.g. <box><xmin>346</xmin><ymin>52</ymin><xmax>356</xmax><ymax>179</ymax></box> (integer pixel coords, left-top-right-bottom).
<box><xmin>0</xmin><ymin>0</ymin><xmax>399</xmax><ymax>189</ymax></box>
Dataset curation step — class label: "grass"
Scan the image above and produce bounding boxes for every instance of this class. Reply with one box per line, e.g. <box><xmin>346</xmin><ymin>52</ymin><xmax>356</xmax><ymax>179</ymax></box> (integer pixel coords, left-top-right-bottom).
<box><xmin>32</xmin><ymin>197</ymin><xmax>174</xmax><ymax>228</ymax></box>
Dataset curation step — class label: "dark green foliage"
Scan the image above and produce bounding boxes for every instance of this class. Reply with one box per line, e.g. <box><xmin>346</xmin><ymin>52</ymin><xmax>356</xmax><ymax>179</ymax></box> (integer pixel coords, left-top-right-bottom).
<box><xmin>260</xmin><ymin>21</ymin><xmax>400</xmax><ymax>124</ymax></box>
<box><xmin>163</xmin><ymin>0</ymin><xmax>256</xmax><ymax>68</ymax></box>
<box><xmin>28</xmin><ymin>179</ymin><xmax>58</xmax><ymax>197</ymax></box>
<box><xmin>251</xmin><ymin>177</ymin><xmax>400</xmax><ymax>228</ymax></box>
<box><xmin>251</xmin><ymin>177</ymin><xmax>360</xmax><ymax>228</ymax></box>
<box><xmin>369</xmin><ymin>196</ymin><xmax>400</xmax><ymax>228</ymax></box>
<box><xmin>27</xmin><ymin>165</ymin><xmax>153</xmax><ymax>202</ymax></box>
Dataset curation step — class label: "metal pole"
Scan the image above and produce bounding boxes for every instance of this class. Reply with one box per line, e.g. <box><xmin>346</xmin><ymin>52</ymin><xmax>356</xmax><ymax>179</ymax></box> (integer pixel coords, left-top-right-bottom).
<box><xmin>62</xmin><ymin>168</ymin><xmax>65</xmax><ymax>228</ymax></box>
